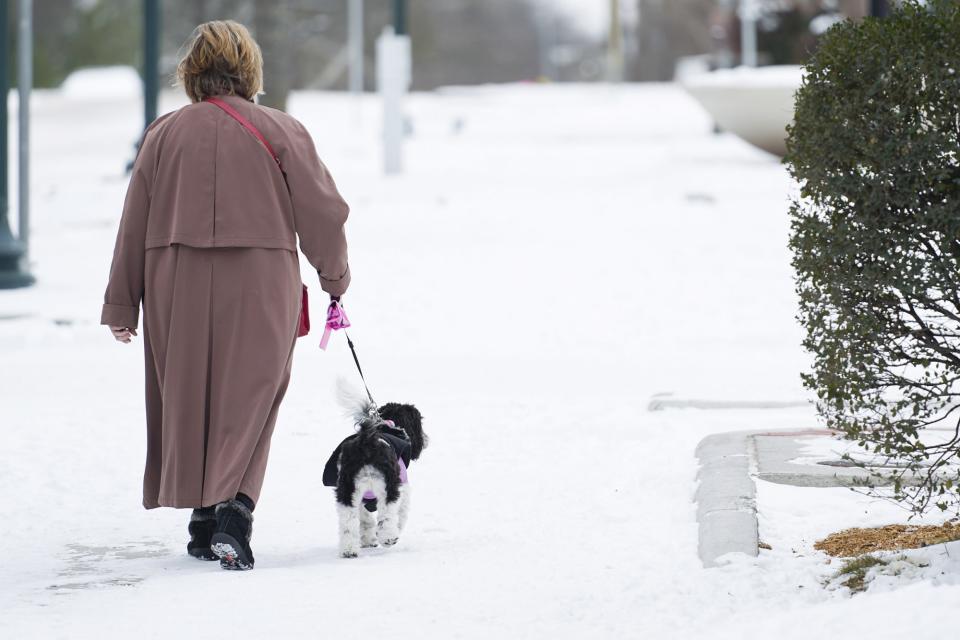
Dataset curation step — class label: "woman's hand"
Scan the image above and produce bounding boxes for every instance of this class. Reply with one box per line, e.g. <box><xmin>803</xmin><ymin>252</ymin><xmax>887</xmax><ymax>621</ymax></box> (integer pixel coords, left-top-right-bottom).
<box><xmin>110</xmin><ymin>326</ymin><xmax>138</xmax><ymax>343</ymax></box>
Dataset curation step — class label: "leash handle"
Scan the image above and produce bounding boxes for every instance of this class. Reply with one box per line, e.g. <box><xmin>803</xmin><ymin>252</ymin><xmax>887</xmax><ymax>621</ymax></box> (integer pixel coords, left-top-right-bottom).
<box><xmin>319</xmin><ymin>300</ymin><xmax>350</xmax><ymax>350</ymax></box>
<box><xmin>345</xmin><ymin>330</ymin><xmax>376</xmax><ymax>406</ymax></box>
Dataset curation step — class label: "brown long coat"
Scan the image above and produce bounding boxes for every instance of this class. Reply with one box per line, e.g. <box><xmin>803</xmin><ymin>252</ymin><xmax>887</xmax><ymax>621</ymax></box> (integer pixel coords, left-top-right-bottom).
<box><xmin>101</xmin><ymin>94</ymin><xmax>350</xmax><ymax>509</ymax></box>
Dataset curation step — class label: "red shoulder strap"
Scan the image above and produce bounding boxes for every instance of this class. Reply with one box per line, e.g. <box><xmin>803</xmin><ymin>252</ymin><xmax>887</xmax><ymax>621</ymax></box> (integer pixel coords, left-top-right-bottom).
<box><xmin>204</xmin><ymin>96</ymin><xmax>283</xmax><ymax>172</ymax></box>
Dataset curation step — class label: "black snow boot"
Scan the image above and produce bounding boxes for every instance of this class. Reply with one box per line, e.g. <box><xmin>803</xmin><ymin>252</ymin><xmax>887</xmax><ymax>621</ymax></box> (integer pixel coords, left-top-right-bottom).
<box><xmin>210</xmin><ymin>498</ymin><xmax>255</xmax><ymax>570</ymax></box>
<box><xmin>187</xmin><ymin>506</ymin><xmax>218</xmax><ymax>560</ymax></box>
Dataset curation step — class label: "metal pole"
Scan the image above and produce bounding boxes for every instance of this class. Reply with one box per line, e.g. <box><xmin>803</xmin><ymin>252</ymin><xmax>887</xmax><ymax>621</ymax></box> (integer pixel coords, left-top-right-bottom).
<box><xmin>0</xmin><ymin>0</ymin><xmax>32</xmax><ymax>288</ymax></box>
<box><xmin>534</xmin><ymin>1</ymin><xmax>555</xmax><ymax>80</ymax></box>
<box><xmin>348</xmin><ymin>0</ymin><xmax>364</xmax><ymax>93</ymax></box>
<box><xmin>0</xmin><ymin>0</ymin><xmax>8</xmax><ymax>246</ymax></box>
<box><xmin>739</xmin><ymin>0</ymin><xmax>758</xmax><ymax>67</ymax></box>
<box><xmin>143</xmin><ymin>0</ymin><xmax>160</xmax><ymax>128</ymax></box>
<box><xmin>714</xmin><ymin>0</ymin><xmax>736</xmax><ymax>69</ymax></box>
<box><xmin>18</xmin><ymin>0</ymin><xmax>30</xmax><ymax>266</ymax></box>
<box><xmin>393</xmin><ymin>0</ymin><xmax>407</xmax><ymax>36</ymax></box>
<box><xmin>606</xmin><ymin>0</ymin><xmax>623</xmax><ymax>82</ymax></box>
<box><xmin>870</xmin><ymin>0</ymin><xmax>890</xmax><ymax>17</ymax></box>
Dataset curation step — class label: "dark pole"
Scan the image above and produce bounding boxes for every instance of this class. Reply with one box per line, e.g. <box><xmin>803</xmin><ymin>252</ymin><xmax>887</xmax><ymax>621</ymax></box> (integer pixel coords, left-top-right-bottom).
<box><xmin>0</xmin><ymin>0</ymin><xmax>9</xmax><ymax>248</ymax></box>
<box><xmin>143</xmin><ymin>0</ymin><xmax>160</xmax><ymax>128</ymax></box>
<box><xmin>870</xmin><ymin>0</ymin><xmax>890</xmax><ymax>17</ymax></box>
<box><xmin>0</xmin><ymin>0</ymin><xmax>33</xmax><ymax>289</ymax></box>
<box><xmin>393</xmin><ymin>0</ymin><xmax>407</xmax><ymax>35</ymax></box>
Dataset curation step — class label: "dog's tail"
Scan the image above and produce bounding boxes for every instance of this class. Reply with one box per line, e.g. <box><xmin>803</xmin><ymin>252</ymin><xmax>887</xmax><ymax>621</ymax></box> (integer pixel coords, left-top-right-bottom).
<box><xmin>356</xmin><ymin>417</ymin><xmax>382</xmax><ymax>447</ymax></box>
<box><xmin>336</xmin><ymin>377</ymin><xmax>379</xmax><ymax>426</ymax></box>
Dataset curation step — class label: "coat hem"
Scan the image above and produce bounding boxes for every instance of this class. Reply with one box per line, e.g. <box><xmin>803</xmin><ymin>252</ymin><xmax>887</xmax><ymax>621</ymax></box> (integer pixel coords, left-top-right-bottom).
<box><xmin>144</xmin><ymin>492</ymin><xmax>240</xmax><ymax>510</ymax></box>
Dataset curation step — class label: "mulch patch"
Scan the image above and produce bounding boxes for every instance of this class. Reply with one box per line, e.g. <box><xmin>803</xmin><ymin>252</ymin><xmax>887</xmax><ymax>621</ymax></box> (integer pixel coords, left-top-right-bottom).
<box><xmin>815</xmin><ymin>522</ymin><xmax>960</xmax><ymax>557</ymax></box>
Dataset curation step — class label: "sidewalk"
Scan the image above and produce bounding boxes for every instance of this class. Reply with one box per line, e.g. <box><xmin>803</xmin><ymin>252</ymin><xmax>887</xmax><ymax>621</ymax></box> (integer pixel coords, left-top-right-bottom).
<box><xmin>5</xmin><ymin>80</ymin><xmax>949</xmax><ymax>639</ymax></box>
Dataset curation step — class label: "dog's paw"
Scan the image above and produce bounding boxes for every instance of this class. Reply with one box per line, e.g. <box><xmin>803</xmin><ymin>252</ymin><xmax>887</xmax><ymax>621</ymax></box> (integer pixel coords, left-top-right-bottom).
<box><xmin>340</xmin><ymin>549</ymin><xmax>359</xmax><ymax>558</ymax></box>
<box><xmin>379</xmin><ymin>521</ymin><xmax>400</xmax><ymax>546</ymax></box>
<box><xmin>361</xmin><ymin>539</ymin><xmax>379</xmax><ymax>548</ymax></box>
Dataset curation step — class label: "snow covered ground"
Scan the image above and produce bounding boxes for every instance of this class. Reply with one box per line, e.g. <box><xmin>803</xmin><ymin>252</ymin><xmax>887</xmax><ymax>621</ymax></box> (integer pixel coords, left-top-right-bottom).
<box><xmin>1</xmin><ymin>79</ymin><xmax>956</xmax><ymax>638</ymax></box>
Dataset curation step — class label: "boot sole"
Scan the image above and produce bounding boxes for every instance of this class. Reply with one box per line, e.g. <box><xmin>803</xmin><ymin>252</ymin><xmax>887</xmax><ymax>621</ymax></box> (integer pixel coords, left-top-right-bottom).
<box><xmin>210</xmin><ymin>533</ymin><xmax>254</xmax><ymax>570</ymax></box>
<box><xmin>188</xmin><ymin>547</ymin><xmax>218</xmax><ymax>561</ymax></box>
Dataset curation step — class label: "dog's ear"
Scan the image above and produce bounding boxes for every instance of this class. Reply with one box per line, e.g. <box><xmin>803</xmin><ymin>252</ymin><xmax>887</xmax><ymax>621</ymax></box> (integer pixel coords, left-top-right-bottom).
<box><xmin>379</xmin><ymin>403</ymin><xmax>427</xmax><ymax>460</ymax></box>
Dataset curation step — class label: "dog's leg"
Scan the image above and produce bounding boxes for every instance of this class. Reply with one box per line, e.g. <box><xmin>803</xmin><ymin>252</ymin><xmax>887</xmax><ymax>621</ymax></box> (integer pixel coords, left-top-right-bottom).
<box><xmin>378</xmin><ymin>496</ymin><xmax>402</xmax><ymax>546</ymax></box>
<box><xmin>337</xmin><ymin>502</ymin><xmax>361</xmax><ymax>558</ymax></box>
<box><xmin>397</xmin><ymin>485</ymin><xmax>411</xmax><ymax>532</ymax></box>
<box><xmin>360</xmin><ymin>505</ymin><xmax>379</xmax><ymax>548</ymax></box>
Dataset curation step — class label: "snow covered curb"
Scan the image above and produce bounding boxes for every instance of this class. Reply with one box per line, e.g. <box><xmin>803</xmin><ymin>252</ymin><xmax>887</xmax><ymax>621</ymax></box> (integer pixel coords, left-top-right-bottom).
<box><xmin>695</xmin><ymin>431</ymin><xmax>760</xmax><ymax>568</ymax></box>
<box><xmin>696</xmin><ymin>428</ymin><xmax>895</xmax><ymax>567</ymax></box>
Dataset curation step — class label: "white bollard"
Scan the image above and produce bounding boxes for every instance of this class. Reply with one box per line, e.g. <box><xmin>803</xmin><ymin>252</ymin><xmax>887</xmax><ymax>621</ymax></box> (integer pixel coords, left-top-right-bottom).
<box><xmin>377</xmin><ymin>26</ymin><xmax>411</xmax><ymax>175</ymax></box>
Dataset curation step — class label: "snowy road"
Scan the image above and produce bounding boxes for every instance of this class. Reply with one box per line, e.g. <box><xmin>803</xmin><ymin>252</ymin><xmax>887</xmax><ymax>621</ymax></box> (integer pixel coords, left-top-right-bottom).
<box><xmin>2</xmin><ymin>81</ymin><xmax>955</xmax><ymax>638</ymax></box>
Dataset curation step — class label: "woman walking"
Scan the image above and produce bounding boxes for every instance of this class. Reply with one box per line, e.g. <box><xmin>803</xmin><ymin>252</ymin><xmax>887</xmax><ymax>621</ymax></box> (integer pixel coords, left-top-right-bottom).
<box><xmin>100</xmin><ymin>21</ymin><xmax>351</xmax><ymax>570</ymax></box>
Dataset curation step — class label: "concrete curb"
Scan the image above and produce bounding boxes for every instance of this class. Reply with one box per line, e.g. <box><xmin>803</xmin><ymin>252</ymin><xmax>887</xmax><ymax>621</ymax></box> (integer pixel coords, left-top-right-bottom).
<box><xmin>695</xmin><ymin>431</ymin><xmax>759</xmax><ymax>568</ymax></box>
<box><xmin>694</xmin><ymin>427</ymin><xmax>918</xmax><ymax>568</ymax></box>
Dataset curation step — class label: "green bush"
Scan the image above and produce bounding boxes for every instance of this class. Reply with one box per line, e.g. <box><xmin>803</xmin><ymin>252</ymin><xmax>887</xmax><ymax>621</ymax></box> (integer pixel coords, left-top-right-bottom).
<box><xmin>786</xmin><ymin>0</ymin><xmax>960</xmax><ymax>514</ymax></box>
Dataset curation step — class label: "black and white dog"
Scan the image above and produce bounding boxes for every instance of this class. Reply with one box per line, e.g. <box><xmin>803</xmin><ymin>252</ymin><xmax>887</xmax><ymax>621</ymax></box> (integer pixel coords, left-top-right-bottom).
<box><xmin>323</xmin><ymin>395</ymin><xmax>427</xmax><ymax>558</ymax></box>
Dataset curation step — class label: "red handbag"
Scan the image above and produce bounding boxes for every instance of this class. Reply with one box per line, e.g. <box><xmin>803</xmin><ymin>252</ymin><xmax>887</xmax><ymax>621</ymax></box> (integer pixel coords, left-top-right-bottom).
<box><xmin>298</xmin><ymin>284</ymin><xmax>310</xmax><ymax>337</ymax></box>
<box><xmin>205</xmin><ymin>96</ymin><xmax>310</xmax><ymax>338</ymax></box>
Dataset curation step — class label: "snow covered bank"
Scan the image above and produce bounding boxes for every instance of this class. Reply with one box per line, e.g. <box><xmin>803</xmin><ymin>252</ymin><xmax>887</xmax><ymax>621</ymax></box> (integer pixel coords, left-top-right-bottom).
<box><xmin>682</xmin><ymin>66</ymin><xmax>803</xmax><ymax>157</ymax></box>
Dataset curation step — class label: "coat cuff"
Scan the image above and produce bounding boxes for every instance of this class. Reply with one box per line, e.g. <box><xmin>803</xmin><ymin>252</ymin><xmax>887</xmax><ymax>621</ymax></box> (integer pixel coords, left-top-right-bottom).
<box><xmin>101</xmin><ymin>303</ymin><xmax>140</xmax><ymax>328</ymax></box>
<box><xmin>318</xmin><ymin>265</ymin><xmax>351</xmax><ymax>298</ymax></box>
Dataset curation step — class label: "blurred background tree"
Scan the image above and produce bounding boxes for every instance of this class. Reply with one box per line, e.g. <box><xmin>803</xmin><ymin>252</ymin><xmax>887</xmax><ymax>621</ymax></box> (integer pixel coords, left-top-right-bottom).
<box><xmin>33</xmin><ymin>0</ymin><xmax>140</xmax><ymax>89</ymax></box>
<box><xmin>26</xmin><ymin>0</ymin><xmax>594</xmax><ymax>102</ymax></box>
<box><xmin>23</xmin><ymin>0</ymin><xmax>887</xmax><ymax>107</ymax></box>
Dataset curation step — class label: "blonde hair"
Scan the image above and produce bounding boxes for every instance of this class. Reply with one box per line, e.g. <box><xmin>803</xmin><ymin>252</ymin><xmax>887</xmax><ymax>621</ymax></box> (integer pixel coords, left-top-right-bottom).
<box><xmin>176</xmin><ymin>20</ymin><xmax>263</xmax><ymax>103</ymax></box>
